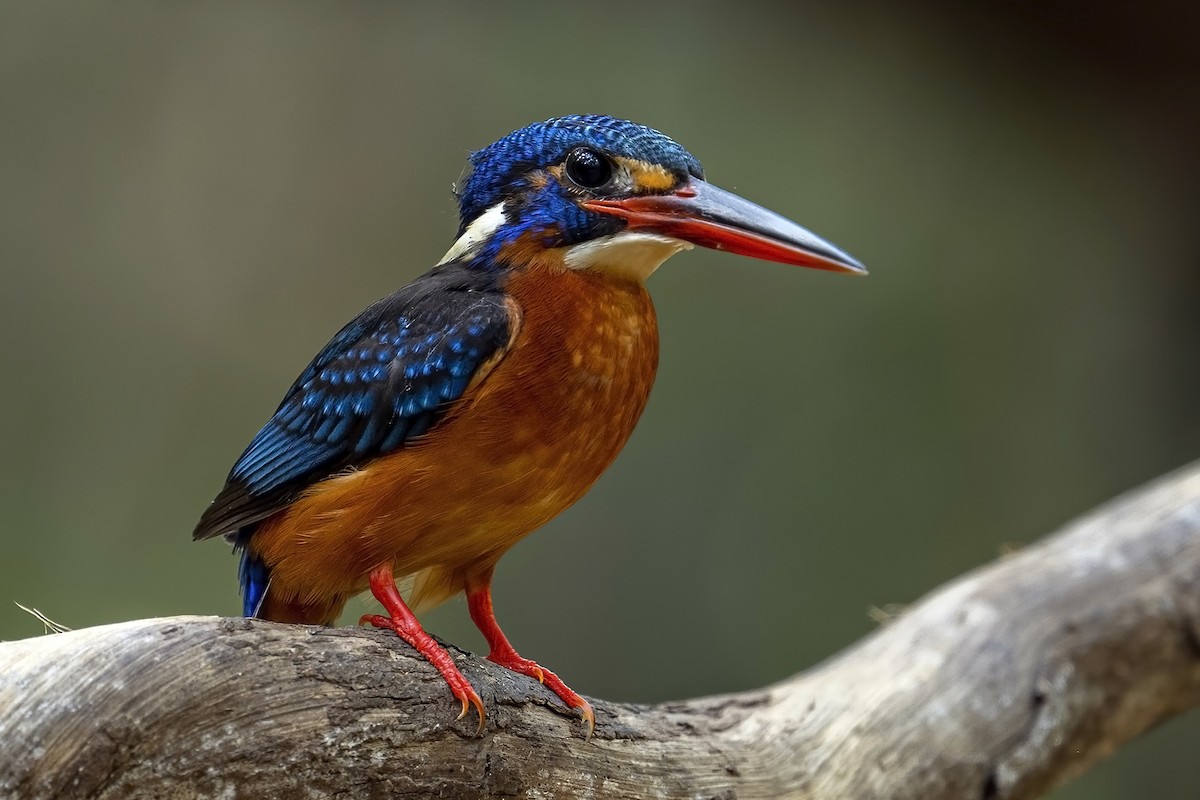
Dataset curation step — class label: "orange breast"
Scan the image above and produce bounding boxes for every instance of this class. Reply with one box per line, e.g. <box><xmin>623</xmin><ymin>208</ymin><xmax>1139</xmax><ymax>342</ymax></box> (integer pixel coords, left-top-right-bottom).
<box><xmin>251</xmin><ymin>261</ymin><xmax>659</xmax><ymax>616</ymax></box>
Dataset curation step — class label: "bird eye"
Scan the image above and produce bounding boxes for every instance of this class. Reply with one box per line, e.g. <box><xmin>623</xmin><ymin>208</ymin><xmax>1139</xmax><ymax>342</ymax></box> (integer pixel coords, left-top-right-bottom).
<box><xmin>564</xmin><ymin>147</ymin><xmax>613</xmax><ymax>190</ymax></box>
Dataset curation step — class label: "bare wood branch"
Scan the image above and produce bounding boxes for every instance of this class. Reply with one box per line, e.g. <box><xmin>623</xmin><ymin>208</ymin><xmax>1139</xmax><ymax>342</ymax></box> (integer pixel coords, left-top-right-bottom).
<box><xmin>3</xmin><ymin>463</ymin><xmax>1200</xmax><ymax>800</ymax></box>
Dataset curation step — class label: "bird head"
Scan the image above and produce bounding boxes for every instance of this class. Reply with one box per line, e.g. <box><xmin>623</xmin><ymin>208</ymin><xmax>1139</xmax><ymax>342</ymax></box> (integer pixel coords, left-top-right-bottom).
<box><xmin>442</xmin><ymin>114</ymin><xmax>865</xmax><ymax>281</ymax></box>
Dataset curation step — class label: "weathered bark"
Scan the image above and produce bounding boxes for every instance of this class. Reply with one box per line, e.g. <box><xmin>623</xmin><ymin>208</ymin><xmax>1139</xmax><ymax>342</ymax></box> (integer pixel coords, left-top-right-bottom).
<box><xmin>2</xmin><ymin>463</ymin><xmax>1200</xmax><ymax>800</ymax></box>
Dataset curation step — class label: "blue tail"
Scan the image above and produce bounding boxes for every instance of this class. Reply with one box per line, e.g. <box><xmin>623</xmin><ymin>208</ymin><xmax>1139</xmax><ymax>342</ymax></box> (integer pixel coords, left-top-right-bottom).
<box><xmin>235</xmin><ymin>533</ymin><xmax>270</xmax><ymax>618</ymax></box>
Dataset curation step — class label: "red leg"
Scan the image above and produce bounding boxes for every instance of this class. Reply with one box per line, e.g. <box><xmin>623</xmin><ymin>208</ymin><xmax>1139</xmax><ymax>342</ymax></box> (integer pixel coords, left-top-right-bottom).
<box><xmin>360</xmin><ymin>563</ymin><xmax>485</xmax><ymax>732</ymax></box>
<box><xmin>466</xmin><ymin>573</ymin><xmax>595</xmax><ymax>738</ymax></box>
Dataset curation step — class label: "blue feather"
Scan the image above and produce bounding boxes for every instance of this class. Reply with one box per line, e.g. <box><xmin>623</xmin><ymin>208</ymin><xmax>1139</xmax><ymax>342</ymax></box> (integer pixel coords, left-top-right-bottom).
<box><xmin>458</xmin><ymin>114</ymin><xmax>705</xmax><ymax>233</ymax></box>
<box><xmin>236</xmin><ymin>534</ymin><xmax>270</xmax><ymax>617</ymax></box>
<box><xmin>199</xmin><ymin>124</ymin><xmax>698</xmax><ymax>542</ymax></box>
<box><xmin>192</xmin><ymin>267</ymin><xmax>513</xmax><ymax>545</ymax></box>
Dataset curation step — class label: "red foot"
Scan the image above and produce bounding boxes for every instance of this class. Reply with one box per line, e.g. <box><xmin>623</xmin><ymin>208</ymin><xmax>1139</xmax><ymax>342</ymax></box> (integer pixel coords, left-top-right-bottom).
<box><xmin>361</xmin><ymin>564</ymin><xmax>485</xmax><ymax>733</ymax></box>
<box><xmin>467</xmin><ymin>578</ymin><xmax>595</xmax><ymax>739</ymax></box>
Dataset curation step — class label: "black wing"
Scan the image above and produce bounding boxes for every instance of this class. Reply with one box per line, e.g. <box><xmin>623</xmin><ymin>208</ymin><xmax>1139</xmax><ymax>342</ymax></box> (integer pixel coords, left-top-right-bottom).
<box><xmin>193</xmin><ymin>263</ymin><xmax>513</xmax><ymax>541</ymax></box>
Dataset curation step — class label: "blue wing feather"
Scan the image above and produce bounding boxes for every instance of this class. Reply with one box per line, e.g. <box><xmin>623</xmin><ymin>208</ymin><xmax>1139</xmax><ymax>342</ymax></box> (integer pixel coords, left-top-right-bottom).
<box><xmin>193</xmin><ymin>263</ymin><xmax>511</xmax><ymax>541</ymax></box>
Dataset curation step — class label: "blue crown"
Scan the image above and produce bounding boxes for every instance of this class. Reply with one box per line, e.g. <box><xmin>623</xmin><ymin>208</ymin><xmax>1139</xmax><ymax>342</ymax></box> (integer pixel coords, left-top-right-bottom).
<box><xmin>456</xmin><ymin>115</ymin><xmax>705</xmax><ymax>231</ymax></box>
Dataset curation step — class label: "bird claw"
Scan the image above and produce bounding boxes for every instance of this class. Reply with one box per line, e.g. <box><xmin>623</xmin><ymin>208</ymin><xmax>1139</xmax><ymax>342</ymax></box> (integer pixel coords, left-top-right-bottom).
<box><xmin>361</xmin><ymin>566</ymin><xmax>489</xmax><ymax>736</ymax></box>
<box><xmin>579</xmin><ymin>702</ymin><xmax>596</xmax><ymax>742</ymax></box>
<box><xmin>488</xmin><ymin>651</ymin><xmax>594</xmax><ymax>737</ymax></box>
<box><xmin>487</xmin><ymin>652</ymin><xmax>544</xmax><ymax>683</ymax></box>
<box><xmin>455</xmin><ymin>687</ymin><xmax>487</xmax><ymax>736</ymax></box>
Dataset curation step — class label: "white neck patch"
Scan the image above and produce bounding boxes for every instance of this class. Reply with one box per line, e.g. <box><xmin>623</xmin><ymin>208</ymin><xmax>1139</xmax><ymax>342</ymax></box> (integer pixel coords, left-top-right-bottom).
<box><xmin>563</xmin><ymin>231</ymin><xmax>692</xmax><ymax>283</ymax></box>
<box><xmin>438</xmin><ymin>202</ymin><xmax>508</xmax><ymax>265</ymax></box>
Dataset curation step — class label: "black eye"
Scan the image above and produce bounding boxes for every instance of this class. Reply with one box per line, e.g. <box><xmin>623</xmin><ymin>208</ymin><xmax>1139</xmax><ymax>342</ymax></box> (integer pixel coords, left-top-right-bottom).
<box><xmin>565</xmin><ymin>147</ymin><xmax>613</xmax><ymax>189</ymax></box>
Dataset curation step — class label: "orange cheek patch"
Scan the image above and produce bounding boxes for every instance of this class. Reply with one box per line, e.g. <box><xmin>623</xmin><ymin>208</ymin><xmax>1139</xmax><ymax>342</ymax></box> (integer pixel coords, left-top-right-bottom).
<box><xmin>496</xmin><ymin>229</ymin><xmax>568</xmax><ymax>274</ymax></box>
<box><xmin>613</xmin><ymin>156</ymin><xmax>679</xmax><ymax>193</ymax></box>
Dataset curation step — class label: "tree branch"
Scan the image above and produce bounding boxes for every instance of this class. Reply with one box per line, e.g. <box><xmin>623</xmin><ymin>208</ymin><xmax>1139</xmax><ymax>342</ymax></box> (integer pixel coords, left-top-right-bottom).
<box><xmin>3</xmin><ymin>463</ymin><xmax>1200</xmax><ymax>799</ymax></box>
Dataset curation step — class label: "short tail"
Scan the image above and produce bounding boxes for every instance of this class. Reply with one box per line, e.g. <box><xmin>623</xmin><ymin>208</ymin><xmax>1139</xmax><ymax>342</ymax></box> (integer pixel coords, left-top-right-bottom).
<box><xmin>235</xmin><ymin>534</ymin><xmax>271</xmax><ymax>618</ymax></box>
<box><xmin>234</xmin><ymin>531</ymin><xmax>345</xmax><ymax>624</ymax></box>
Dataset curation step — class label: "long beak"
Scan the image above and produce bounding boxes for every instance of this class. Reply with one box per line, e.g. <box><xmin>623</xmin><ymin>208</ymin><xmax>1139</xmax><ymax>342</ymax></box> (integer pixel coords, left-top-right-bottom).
<box><xmin>582</xmin><ymin>178</ymin><xmax>866</xmax><ymax>274</ymax></box>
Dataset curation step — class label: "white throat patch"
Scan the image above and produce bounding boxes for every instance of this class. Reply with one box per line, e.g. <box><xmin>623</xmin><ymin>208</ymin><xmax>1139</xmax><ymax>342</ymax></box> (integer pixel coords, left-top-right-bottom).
<box><xmin>438</xmin><ymin>202</ymin><xmax>508</xmax><ymax>265</ymax></box>
<box><xmin>563</xmin><ymin>231</ymin><xmax>692</xmax><ymax>283</ymax></box>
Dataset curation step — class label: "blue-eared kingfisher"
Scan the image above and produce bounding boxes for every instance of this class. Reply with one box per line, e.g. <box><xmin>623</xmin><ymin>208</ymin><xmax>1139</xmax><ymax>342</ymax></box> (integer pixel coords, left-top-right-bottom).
<box><xmin>194</xmin><ymin>115</ymin><xmax>866</xmax><ymax>736</ymax></box>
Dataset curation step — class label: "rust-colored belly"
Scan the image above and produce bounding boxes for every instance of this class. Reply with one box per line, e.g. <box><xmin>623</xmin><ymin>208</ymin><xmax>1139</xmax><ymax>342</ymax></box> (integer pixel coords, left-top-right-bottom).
<box><xmin>252</xmin><ymin>264</ymin><xmax>658</xmax><ymax>615</ymax></box>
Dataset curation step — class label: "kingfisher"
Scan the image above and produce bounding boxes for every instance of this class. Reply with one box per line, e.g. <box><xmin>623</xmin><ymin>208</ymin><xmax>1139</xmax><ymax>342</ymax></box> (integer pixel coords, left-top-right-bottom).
<box><xmin>193</xmin><ymin>114</ymin><xmax>865</xmax><ymax>736</ymax></box>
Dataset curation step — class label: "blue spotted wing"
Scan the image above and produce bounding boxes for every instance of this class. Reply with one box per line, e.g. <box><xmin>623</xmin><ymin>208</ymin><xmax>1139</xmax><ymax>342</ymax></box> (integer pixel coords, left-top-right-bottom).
<box><xmin>193</xmin><ymin>263</ymin><xmax>513</xmax><ymax>541</ymax></box>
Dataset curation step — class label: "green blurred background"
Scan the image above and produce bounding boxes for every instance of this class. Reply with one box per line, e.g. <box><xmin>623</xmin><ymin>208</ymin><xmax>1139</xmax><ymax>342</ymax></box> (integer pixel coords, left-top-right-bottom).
<box><xmin>2</xmin><ymin>2</ymin><xmax>1197</xmax><ymax>796</ymax></box>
